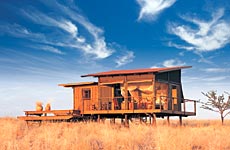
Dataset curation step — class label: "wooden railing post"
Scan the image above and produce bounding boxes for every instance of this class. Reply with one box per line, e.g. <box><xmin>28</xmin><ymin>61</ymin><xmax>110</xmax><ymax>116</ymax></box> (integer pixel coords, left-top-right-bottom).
<box><xmin>132</xmin><ymin>97</ymin><xmax>134</xmax><ymax>111</ymax></box>
<box><xmin>160</xmin><ymin>96</ymin><xmax>162</xmax><ymax>111</ymax></box>
<box><xmin>194</xmin><ymin>101</ymin><xmax>196</xmax><ymax>114</ymax></box>
<box><xmin>107</xmin><ymin>98</ymin><xmax>109</xmax><ymax>110</ymax></box>
<box><xmin>172</xmin><ymin>97</ymin><xmax>174</xmax><ymax>111</ymax></box>
<box><xmin>183</xmin><ymin>100</ymin><xmax>186</xmax><ymax>113</ymax></box>
<box><xmin>153</xmin><ymin>97</ymin><xmax>155</xmax><ymax>110</ymax></box>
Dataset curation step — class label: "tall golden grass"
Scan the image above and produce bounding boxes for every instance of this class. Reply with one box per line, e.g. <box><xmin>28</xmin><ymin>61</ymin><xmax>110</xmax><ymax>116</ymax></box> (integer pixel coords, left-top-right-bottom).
<box><xmin>1</xmin><ymin>118</ymin><xmax>230</xmax><ymax>150</ymax></box>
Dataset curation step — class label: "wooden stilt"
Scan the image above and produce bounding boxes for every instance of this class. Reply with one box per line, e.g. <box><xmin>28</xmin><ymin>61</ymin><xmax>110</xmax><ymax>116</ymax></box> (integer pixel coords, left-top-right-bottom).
<box><xmin>167</xmin><ymin>116</ymin><xmax>170</xmax><ymax>126</ymax></box>
<box><xmin>125</xmin><ymin>114</ymin><xmax>129</xmax><ymax>127</ymax></box>
<box><xmin>152</xmin><ymin>114</ymin><xmax>156</xmax><ymax>126</ymax></box>
<box><xmin>90</xmin><ymin>115</ymin><xmax>93</xmax><ymax>122</ymax></box>
<box><xmin>179</xmin><ymin>116</ymin><xmax>182</xmax><ymax>126</ymax></box>
<box><xmin>149</xmin><ymin>115</ymin><xmax>152</xmax><ymax>125</ymax></box>
<box><xmin>102</xmin><ymin>118</ymin><xmax>105</xmax><ymax>124</ymax></box>
<box><xmin>111</xmin><ymin>118</ymin><xmax>115</xmax><ymax>124</ymax></box>
<box><xmin>97</xmin><ymin>114</ymin><xmax>100</xmax><ymax>123</ymax></box>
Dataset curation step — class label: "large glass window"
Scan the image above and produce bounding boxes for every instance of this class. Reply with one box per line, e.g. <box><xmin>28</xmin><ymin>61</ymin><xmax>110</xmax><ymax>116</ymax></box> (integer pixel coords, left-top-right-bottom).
<box><xmin>82</xmin><ymin>88</ymin><xmax>91</xmax><ymax>100</ymax></box>
<box><xmin>169</xmin><ymin>71</ymin><xmax>180</xmax><ymax>83</ymax></box>
<box><xmin>156</xmin><ymin>70</ymin><xmax>181</xmax><ymax>83</ymax></box>
<box><xmin>171</xmin><ymin>85</ymin><xmax>178</xmax><ymax>104</ymax></box>
<box><xmin>156</xmin><ymin>72</ymin><xmax>168</xmax><ymax>81</ymax></box>
<box><xmin>155</xmin><ymin>82</ymin><xmax>168</xmax><ymax>109</ymax></box>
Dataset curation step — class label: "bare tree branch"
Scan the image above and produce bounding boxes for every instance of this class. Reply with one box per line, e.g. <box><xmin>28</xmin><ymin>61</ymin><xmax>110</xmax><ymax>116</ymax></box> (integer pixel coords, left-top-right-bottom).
<box><xmin>201</xmin><ymin>91</ymin><xmax>230</xmax><ymax>125</ymax></box>
<box><xmin>224</xmin><ymin>111</ymin><xmax>230</xmax><ymax>118</ymax></box>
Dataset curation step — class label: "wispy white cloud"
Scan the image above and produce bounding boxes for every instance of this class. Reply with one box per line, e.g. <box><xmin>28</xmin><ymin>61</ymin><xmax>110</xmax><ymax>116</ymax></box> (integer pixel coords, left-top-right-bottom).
<box><xmin>168</xmin><ymin>9</ymin><xmax>230</xmax><ymax>52</ymax></box>
<box><xmin>4</xmin><ymin>3</ymin><xmax>113</xmax><ymax>60</ymax></box>
<box><xmin>195</xmin><ymin>53</ymin><xmax>214</xmax><ymax>64</ymax></box>
<box><xmin>115</xmin><ymin>51</ymin><xmax>135</xmax><ymax>67</ymax></box>
<box><xmin>204</xmin><ymin>76</ymin><xmax>229</xmax><ymax>82</ymax></box>
<box><xmin>0</xmin><ymin>24</ymin><xmax>45</xmax><ymax>40</ymax></box>
<box><xmin>53</xmin><ymin>2</ymin><xmax>114</xmax><ymax>59</ymax></box>
<box><xmin>203</xmin><ymin>68</ymin><xmax>230</xmax><ymax>73</ymax></box>
<box><xmin>30</xmin><ymin>44</ymin><xmax>64</xmax><ymax>55</ymax></box>
<box><xmin>22</xmin><ymin>2</ymin><xmax>114</xmax><ymax>59</ymax></box>
<box><xmin>162</xmin><ymin>59</ymin><xmax>186</xmax><ymax>67</ymax></box>
<box><xmin>168</xmin><ymin>41</ymin><xmax>194</xmax><ymax>51</ymax></box>
<box><xmin>0</xmin><ymin>24</ymin><xmax>64</xmax><ymax>55</ymax></box>
<box><xmin>0</xmin><ymin>0</ymin><xmax>134</xmax><ymax>66</ymax></box>
<box><xmin>137</xmin><ymin>0</ymin><xmax>176</xmax><ymax>21</ymax></box>
<box><xmin>21</xmin><ymin>10</ymin><xmax>80</xmax><ymax>38</ymax></box>
<box><xmin>151</xmin><ymin>65</ymin><xmax>160</xmax><ymax>68</ymax></box>
<box><xmin>150</xmin><ymin>58</ymin><xmax>186</xmax><ymax>68</ymax></box>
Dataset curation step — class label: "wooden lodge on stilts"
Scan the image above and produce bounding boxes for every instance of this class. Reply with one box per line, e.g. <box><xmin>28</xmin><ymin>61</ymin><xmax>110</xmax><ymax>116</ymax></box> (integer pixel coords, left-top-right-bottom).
<box><xmin>18</xmin><ymin>66</ymin><xmax>196</xmax><ymax>126</ymax></box>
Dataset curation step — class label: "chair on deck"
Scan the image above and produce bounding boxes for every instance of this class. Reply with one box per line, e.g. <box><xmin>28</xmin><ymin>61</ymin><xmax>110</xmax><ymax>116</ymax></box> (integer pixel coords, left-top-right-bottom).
<box><xmin>113</xmin><ymin>98</ymin><xmax>120</xmax><ymax>110</ymax></box>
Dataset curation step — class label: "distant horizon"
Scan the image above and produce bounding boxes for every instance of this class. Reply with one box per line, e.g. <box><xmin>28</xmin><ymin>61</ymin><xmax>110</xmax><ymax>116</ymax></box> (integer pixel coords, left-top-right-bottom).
<box><xmin>0</xmin><ymin>0</ymin><xmax>229</xmax><ymax>119</ymax></box>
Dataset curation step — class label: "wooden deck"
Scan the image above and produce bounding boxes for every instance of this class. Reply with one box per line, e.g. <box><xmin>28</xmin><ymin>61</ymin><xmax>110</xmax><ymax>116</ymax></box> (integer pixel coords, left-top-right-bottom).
<box><xmin>23</xmin><ymin>110</ymin><xmax>80</xmax><ymax>116</ymax></box>
<box><xmin>17</xmin><ymin>115</ymin><xmax>74</xmax><ymax>121</ymax></box>
<box><xmin>18</xmin><ymin>108</ymin><xmax>195</xmax><ymax>122</ymax></box>
<box><xmin>83</xmin><ymin>109</ymin><xmax>196</xmax><ymax>117</ymax></box>
<box><xmin>17</xmin><ymin>109</ymin><xmax>81</xmax><ymax>122</ymax></box>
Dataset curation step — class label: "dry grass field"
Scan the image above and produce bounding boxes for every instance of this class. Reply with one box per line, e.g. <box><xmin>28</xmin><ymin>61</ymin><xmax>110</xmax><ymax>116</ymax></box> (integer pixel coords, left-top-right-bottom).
<box><xmin>1</xmin><ymin>118</ymin><xmax>230</xmax><ymax>150</ymax></box>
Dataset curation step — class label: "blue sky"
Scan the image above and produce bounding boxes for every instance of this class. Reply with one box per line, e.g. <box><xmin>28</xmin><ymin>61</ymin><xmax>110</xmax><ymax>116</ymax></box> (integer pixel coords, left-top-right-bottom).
<box><xmin>0</xmin><ymin>0</ymin><xmax>230</xmax><ymax>119</ymax></box>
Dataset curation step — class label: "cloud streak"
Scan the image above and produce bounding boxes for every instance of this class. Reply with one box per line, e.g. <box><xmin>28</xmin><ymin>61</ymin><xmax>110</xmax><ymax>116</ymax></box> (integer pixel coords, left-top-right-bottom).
<box><xmin>168</xmin><ymin>9</ymin><xmax>230</xmax><ymax>52</ymax></box>
<box><xmin>115</xmin><ymin>51</ymin><xmax>135</xmax><ymax>67</ymax></box>
<box><xmin>21</xmin><ymin>7</ymin><xmax>113</xmax><ymax>59</ymax></box>
<box><xmin>0</xmin><ymin>23</ymin><xmax>45</xmax><ymax>40</ymax></box>
<box><xmin>0</xmin><ymin>0</ymin><xmax>134</xmax><ymax>66</ymax></box>
<box><xmin>31</xmin><ymin>44</ymin><xmax>64</xmax><ymax>55</ymax></box>
<box><xmin>137</xmin><ymin>0</ymin><xmax>176</xmax><ymax>21</ymax></box>
<box><xmin>203</xmin><ymin>68</ymin><xmax>230</xmax><ymax>73</ymax></box>
<box><xmin>162</xmin><ymin>59</ymin><xmax>186</xmax><ymax>67</ymax></box>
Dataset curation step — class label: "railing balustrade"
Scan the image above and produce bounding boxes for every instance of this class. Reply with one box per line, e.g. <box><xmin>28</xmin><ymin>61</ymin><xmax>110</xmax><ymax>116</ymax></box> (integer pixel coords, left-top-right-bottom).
<box><xmin>83</xmin><ymin>96</ymin><xmax>196</xmax><ymax>114</ymax></box>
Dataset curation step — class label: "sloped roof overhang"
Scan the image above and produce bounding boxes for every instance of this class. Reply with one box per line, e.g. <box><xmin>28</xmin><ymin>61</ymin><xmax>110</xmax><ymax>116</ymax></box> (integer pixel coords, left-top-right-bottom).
<box><xmin>59</xmin><ymin>82</ymin><xmax>98</xmax><ymax>87</ymax></box>
<box><xmin>81</xmin><ymin>66</ymin><xmax>192</xmax><ymax>77</ymax></box>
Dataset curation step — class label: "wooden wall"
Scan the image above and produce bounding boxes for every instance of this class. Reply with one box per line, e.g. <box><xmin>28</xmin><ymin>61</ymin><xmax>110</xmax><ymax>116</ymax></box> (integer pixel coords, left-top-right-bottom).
<box><xmin>99</xmin><ymin>74</ymin><xmax>154</xmax><ymax>83</ymax></box>
<box><xmin>127</xmin><ymin>74</ymin><xmax>153</xmax><ymax>82</ymax></box>
<box><xmin>73</xmin><ymin>85</ymin><xmax>98</xmax><ymax>114</ymax></box>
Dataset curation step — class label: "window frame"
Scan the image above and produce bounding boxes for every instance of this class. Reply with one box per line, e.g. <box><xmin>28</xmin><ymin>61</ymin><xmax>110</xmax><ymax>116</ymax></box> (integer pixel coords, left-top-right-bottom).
<box><xmin>82</xmin><ymin>88</ymin><xmax>91</xmax><ymax>100</ymax></box>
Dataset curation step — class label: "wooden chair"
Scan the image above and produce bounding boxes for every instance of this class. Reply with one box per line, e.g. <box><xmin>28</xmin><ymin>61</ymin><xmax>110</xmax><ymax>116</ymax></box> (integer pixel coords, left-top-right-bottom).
<box><xmin>113</xmin><ymin>98</ymin><xmax>120</xmax><ymax>110</ymax></box>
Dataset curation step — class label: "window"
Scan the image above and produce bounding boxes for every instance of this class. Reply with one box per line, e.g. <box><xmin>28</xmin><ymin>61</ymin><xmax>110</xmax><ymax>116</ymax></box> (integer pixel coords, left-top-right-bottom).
<box><xmin>169</xmin><ymin>70</ymin><xmax>180</xmax><ymax>83</ymax></box>
<box><xmin>155</xmin><ymin>82</ymin><xmax>169</xmax><ymax>104</ymax></box>
<box><xmin>82</xmin><ymin>88</ymin><xmax>91</xmax><ymax>99</ymax></box>
<box><xmin>156</xmin><ymin>72</ymin><xmax>168</xmax><ymax>81</ymax></box>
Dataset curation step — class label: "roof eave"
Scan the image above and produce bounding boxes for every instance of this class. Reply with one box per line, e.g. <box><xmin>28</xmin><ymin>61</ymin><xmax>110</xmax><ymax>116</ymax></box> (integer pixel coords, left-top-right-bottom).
<box><xmin>81</xmin><ymin>66</ymin><xmax>192</xmax><ymax>77</ymax></box>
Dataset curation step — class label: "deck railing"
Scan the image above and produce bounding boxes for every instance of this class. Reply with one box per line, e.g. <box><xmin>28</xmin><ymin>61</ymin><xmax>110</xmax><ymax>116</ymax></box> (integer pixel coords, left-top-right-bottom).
<box><xmin>86</xmin><ymin>96</ymin><xmax>196</xmax><ymax>114</ymax></box>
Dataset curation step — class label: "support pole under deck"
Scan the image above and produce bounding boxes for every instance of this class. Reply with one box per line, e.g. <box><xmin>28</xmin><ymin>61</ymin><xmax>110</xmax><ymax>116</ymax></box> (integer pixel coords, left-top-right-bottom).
<box><xmin>125</xmin><ymin>114</ymin><xmax>129</xmax><ymax>127</ymax></box>
<box><xmin>167</xmin><ymin>116</ymin><xmax>170</xmax><ymax>126</ymax></box>
<box><xmin>97</xmin><ymin>114</ymin><xmax>100</xmax><ymax>123</ymax></box>
<box><xmin>179</xmin><ymin>116</ymin><xmax>182</xmax><ymax>126</ymax></box>
<box><xmin>111</xmin><ymin>118</ymin><xmax>115</xmax><ymax>124</ymax></box>
<box><xmin>149</xmin><ymin>115</ymin><xmax>151</xmax><ymax>125</ymax></box>
<box><xmin>152</xmin><ymin>114</ymin><xmax>156</xmax><ymax>126</ymax></box>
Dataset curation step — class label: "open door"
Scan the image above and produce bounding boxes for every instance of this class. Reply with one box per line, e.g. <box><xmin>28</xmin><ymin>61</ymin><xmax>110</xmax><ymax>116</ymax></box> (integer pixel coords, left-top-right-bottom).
<box><xmin>170</xmin><ymin>84</ymin><xmax>181</xmax><ymax>111</ymax></box>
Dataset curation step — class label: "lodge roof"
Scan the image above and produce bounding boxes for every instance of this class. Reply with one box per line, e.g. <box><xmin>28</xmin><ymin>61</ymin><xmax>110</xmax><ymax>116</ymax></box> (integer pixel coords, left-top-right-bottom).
<box><xmin>81</xmin><ymin>66</ymin><xmax>192</xmax><ymax>77</ymax></box>
<box><xmin>59</xmin><ymin>82</ymin><xmax>98</xmax><ymax>87</ymax></box>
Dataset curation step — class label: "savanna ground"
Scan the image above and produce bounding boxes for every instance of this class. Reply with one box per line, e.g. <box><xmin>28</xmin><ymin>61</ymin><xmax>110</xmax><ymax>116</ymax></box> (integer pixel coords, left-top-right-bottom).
<box><xmin>1</xmin><ymin>117</ymin><xmax>230</xmax><ymax>150</ymax></box>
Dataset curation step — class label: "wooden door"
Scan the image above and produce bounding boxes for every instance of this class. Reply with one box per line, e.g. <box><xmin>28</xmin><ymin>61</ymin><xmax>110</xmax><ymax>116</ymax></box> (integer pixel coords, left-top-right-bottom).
<box><xmin>170</xmin><ymin>84</ymin><xmax>181</xmax><ymax>111</ymax></box>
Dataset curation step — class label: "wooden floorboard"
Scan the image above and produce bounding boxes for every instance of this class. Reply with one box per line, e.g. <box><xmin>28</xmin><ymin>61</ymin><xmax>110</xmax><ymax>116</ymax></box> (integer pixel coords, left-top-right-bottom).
<box><xmin>82</xmin><ymin>109</ymin><xmax>195</xmax><ymax>116</ymax></box>
<box><xmin>17</xmin><ymin>115</ymin><xmax>73</xmax><ymax>121</ymax></box>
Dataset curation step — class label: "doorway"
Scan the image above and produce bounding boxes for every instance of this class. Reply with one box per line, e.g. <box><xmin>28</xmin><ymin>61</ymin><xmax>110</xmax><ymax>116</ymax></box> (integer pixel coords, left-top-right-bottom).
<box><xmin>170</xmin><ymin>84</ymin><xmax>181</xmax><ymax>111</ymax></box>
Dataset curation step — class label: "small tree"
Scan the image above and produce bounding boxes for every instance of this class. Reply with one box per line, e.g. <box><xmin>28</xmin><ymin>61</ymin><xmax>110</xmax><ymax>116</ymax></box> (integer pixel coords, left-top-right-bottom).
<box><xmin>201</xmin><ymin>91</ymin><xmax>230</xmax><ymax>125</ymax></box>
